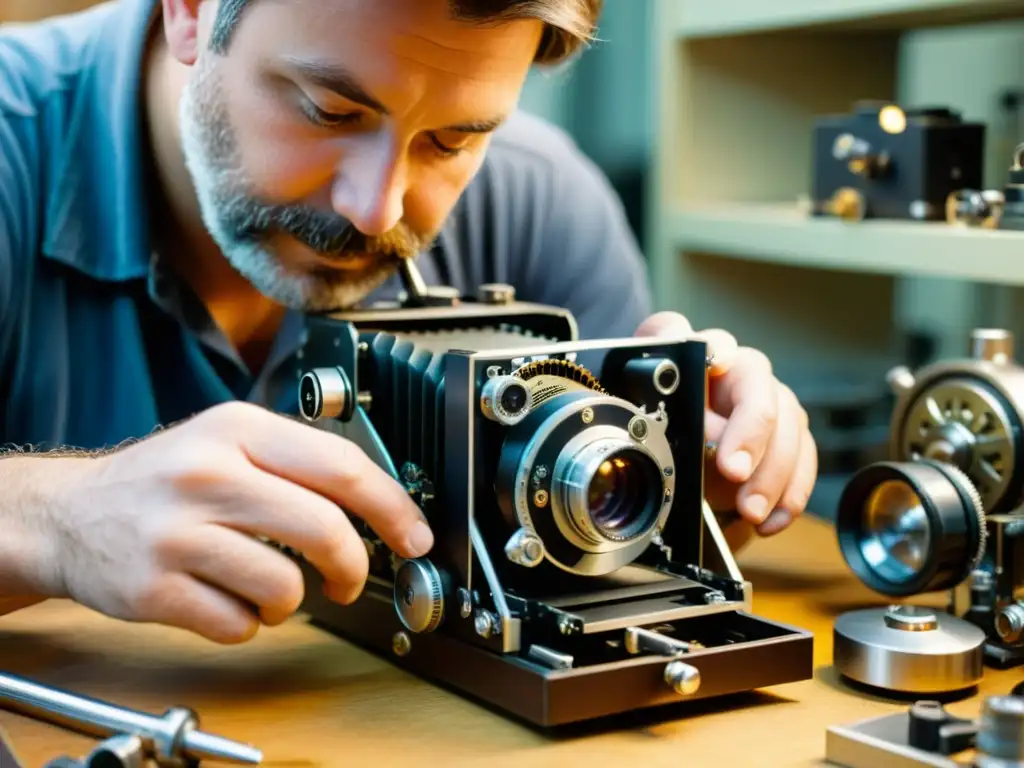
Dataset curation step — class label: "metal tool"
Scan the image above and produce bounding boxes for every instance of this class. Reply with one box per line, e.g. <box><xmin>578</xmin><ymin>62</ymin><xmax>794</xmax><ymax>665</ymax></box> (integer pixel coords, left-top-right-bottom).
<box><xmin>0</xmin><ymin>671</ymin><xmax>261</xmax><ymax>767</ymax></box>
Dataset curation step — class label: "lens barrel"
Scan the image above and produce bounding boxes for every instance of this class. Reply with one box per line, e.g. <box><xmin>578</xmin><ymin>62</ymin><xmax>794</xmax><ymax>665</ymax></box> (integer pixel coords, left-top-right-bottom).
<box><xmin>836</xmin><ymin>460</ymin><xmax>985</xmax><ymax>597</ymax></box>
<box><xmin>557</xmin><ymin>439</ymin><xmax>664</xmax><ymax>545</ymax></box>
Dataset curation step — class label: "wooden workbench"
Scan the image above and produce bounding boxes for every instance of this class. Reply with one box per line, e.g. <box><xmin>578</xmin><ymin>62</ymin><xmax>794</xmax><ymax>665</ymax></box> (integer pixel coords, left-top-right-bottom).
<box><xmin>1</xmin><ymin>515</ymin><xmax>1020</xmax><ymax>767</ymax></box>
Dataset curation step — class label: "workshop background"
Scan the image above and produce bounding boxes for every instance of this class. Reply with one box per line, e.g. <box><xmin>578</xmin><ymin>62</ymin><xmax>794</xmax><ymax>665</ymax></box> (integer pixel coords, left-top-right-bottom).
<box><xmin>7</xmin><ymin>0</ymin><xmax>1024</xmax><ymax>523</ymax></box>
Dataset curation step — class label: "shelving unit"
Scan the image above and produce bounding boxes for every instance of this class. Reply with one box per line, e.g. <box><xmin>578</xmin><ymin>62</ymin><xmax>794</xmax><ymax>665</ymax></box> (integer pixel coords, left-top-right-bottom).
<box><xmin>669</xmin><ymin>0</ymin><xmax>1024</xmax><ymax>40</ymax></box>
<box><xmin>644</xmin><ymin>0</ymin><xmax>1024</xmax><ymax>517</ymax></box>
<box><xmin>667</xmin><ymin>203</ymin><xmax>1024</xmax><ymax>285</ymax></box>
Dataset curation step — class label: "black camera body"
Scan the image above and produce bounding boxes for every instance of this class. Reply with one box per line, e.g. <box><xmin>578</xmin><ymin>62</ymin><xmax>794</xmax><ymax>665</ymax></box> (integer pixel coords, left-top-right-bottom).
<box><xmin>287</xmin><ymin>273</ymin><xmax>813</xmax><ymax>727</ymax></box>
<box><xmin>810</xmin><ymin>101</ymin><xmax>985</xmax><ymax>222</ymax></box>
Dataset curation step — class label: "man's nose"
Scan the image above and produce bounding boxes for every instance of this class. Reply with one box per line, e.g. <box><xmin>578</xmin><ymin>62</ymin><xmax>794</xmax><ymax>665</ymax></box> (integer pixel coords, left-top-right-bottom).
<box><xmin>331</xmin><ymin>133</ymin><xmax>407</xmax><ymax>236</ymax></box>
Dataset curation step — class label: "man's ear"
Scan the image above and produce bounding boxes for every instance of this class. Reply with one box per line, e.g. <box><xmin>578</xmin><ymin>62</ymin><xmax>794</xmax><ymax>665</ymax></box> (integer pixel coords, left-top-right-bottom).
<box><xmin>162</xmin><ymin>0</ymin><xmax>205</xmax><ymax>66</ymax></box>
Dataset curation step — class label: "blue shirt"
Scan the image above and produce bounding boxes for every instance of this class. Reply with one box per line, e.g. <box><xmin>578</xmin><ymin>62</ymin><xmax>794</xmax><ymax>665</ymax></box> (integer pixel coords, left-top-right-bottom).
<box><xmin>0</xmin><ymin>0</ymin><xmax>652</xmax><ymax>451</ymax></box>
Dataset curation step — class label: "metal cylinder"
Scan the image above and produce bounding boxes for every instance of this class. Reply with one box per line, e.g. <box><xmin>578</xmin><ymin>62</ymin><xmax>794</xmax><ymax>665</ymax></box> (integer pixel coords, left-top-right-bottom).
<box><xmin>0</xmin><ymin>673</ymin><xmax>261</xmax><ymax>766</ymax></box>
<box><xmin>971</xmin><ymin>329</ymin><xmax>1015</xmax><ymax>365</ymax></box>
<box><xmin>977</xmin><ymin>695</ymin><xmax>1024</xmax><ymax>767</ymax></box>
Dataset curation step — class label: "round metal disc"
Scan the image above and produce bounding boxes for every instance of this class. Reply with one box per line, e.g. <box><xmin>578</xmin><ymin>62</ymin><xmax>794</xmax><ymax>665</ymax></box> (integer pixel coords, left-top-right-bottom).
<box><xmin>834</xmin><ymin>605</ymin><xmax>985</xmax><ymax>693</ymax></box>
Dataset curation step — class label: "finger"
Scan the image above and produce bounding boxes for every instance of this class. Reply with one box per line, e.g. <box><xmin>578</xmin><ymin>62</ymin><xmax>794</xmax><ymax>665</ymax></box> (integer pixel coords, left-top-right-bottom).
<box><xmin>633</xmin><ymin>311</ymin><xmax>694</xmax><ymax>339</ymax></box>
<box><xmin>214</xmin><ymin>467</ymin><xmax>371</xmax><ymax>606</ymax></box>
<box><xmin>168</xmin><ymin>523</ymin><xmax>306</xmax><ymax>627</ymax></box>
<box><xmin>137</xmin><ymin>571</ymin><xmax>260</xmax><ymax>645</ymax></box>
<box><xmin>690</xmin><ymin>329</ymin><xmax>739</xmax><ymax>374</ymax></box>
<box><xmin>712</xmin><ymin>350</ymin><xmax>778</xmax><ymax>483</ymax></box>
<box><xmin>759</xmin><ymin>424</ymin><xmax>818</xmax><ymax>537</ymax></box>
<box><xmin>211</xmin><ymin>403</ymin><xmax>433</xmax><ymax>559</ymax></box>
<box><xmin>735</xmin><ymin>385</ymin><xmax>802</xmax><ymax>526</ymax></box>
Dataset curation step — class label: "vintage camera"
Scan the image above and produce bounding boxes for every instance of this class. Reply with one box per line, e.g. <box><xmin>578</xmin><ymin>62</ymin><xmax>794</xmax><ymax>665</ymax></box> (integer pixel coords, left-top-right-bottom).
<box><xmin>285</xmin><ymin>260</ymin><xmax>813</xmax><ymax>728</ymax></box>
<box><xmin>947</xmin><ymin>142</ymin><xmax>1024</xmax><ymax>230</ymax></box>
<box><xmin>810</xmin><ymin>101</ymin><xmax>985</xmax><ymax>222</ymax></box>
<box><xmin>835</xmin><ymin>328</ymin><xmax>1024</xmax><ymax>673</ymax></box>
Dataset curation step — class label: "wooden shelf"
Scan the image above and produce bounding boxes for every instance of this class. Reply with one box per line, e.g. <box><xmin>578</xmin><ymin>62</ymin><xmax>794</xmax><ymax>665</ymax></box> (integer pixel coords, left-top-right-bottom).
<box><xmin>668</xmin><ymin>203</ymin><xmax>1024</xmax><ymax>285</ymax></box>
<box><xmin>671</xmin><ymin>0</ymin><xmax>1024</xmax><ymax>40</ymax></box>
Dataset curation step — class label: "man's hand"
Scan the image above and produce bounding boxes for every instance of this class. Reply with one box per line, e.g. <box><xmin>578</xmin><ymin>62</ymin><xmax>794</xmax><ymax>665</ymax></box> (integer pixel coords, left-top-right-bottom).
<box><xmin>12</xmin><ymin>402</ymin><xmax>432</xmax><ymax>644</ymax></box>
<box><xmin>635</xmin><ymin>312</ymin><xmax>818</xmax><ymax>537</ymax></box>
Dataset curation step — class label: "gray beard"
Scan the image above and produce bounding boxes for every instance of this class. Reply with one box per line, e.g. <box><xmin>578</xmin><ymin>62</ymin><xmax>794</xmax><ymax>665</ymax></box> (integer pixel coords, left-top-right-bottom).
<box><xmin>177</xmin><ymin>62</ymin><xmax>396</xmax><ymax>312</ymax></box>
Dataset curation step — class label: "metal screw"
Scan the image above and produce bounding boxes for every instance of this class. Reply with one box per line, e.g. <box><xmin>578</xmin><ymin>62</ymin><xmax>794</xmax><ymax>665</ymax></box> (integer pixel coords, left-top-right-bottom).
<box><xmin>628</xmin><ymin>415</ymin><xmax>649</xmax><ymax>441</ymax></box>
<box><xmin>474</xmin><ymin>611</ymin><xmax>496</xmax><ymax>639</ymax></box>
<box><xmin>392</xmin><ymin>632</ymin><xmax>411</xmax><ymax>656</ymax></box>
<box><xmin>581</xmin><ymin>407</ymin><xmax>594</xmax><ymax>424</ymax></box>
<box><xmin>557</xmin><ymin>616</ymin><xmax>574</xmax><ymax>635</ymax></box>
<box><xmin>534</xmin><ymin>489</ymin><xmax>549</xmax><ymax>507</ymax></box>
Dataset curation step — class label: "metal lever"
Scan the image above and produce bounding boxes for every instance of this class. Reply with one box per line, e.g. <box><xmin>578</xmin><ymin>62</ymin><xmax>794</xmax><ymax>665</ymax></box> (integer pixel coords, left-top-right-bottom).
<box><xmin>396</xmin><ymin>258</ymin><xmax>461</xmax><ymax>307</ymax></box>
<box><xmin>0</xmin><ymin>672</ymin><xmax>262</xmax><ymax>767</ymax></box>
<box><xmin>624</xmin><ymin>626</ymin><xmax>691</xmax><ymax>656</ymax></box>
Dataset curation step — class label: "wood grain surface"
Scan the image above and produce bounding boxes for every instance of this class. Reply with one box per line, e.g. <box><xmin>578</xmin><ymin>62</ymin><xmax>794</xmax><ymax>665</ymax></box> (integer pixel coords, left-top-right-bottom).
<box><xmin>1</xmin><ymin>515</ymin><xmax>1020</xmax><ymax>768</ymax></box>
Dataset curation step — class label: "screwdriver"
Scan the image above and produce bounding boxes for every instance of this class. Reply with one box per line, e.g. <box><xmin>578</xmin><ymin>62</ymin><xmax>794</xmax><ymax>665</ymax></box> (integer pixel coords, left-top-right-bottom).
<box><xmin>0</xmin><ymin>671</ymin><xmax>262</xmax><ymax>765</ymax></box>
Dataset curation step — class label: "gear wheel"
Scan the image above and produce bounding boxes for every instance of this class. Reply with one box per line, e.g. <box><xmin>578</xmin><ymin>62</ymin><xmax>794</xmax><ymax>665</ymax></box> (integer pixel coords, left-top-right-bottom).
<box><xmin>513</xmin><ymin>359</ymin><xmax>606</xmax><ymax>392</ymax></box>
<box><xmin>930</xmin><ymin>459</ymin><xmax>988</xmax><ymax>573</ymax></box>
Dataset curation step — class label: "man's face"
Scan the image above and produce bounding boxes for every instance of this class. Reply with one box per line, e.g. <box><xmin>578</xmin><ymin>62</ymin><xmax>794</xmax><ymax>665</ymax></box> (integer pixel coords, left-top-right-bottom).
<box><xmin>177</xmin><ymin>0</ymin><xmax>543</xmax><ymax>311</ymax></box>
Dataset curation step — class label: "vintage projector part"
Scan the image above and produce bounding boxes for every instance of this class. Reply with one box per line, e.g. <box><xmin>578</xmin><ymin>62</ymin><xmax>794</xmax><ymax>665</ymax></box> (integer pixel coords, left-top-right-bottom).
<box><xmin>0</xmin><ymin>671</ymin><xmax>261</xmax><ymax>767</ymax></box>
<box><xmin>810</xmin><ymin>101</ymin><xmax>985</xmax><ymax>222</ymax></box>
<box><xmin>836</xmin><ymin>460</ymin><xmax>986</xmax><ymax>598</ymax></box>
<box><xmin>947</xmin><ymin>142</ymin><xmax>1024</xmax><ymax>231</ymax></box>
<box><xmin>836</xmin><ymin>327</ymin><xmax>1024</xmax><ymax>669</ymax></box>
<box><xmin>826</xmin><ymin>691</ymin><xmax>1024</xmax><ymax>767</ymax></box>
<box><xmin>833</xmin><ymin>605</ymin><xmax>985</xmax><ymax>694</ymax></box>
<box><xmin>286</xmin><ymin>258</ymin><xmax>814</xmax><ymax>727</ymax></box>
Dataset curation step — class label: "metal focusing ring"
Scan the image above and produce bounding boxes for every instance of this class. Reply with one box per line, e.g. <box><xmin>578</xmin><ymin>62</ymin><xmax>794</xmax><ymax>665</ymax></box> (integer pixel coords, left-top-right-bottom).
<box><xmin>898</xmin><ymin>378</ymin><xmax>1016</xmax><ymax>513</ymax></box>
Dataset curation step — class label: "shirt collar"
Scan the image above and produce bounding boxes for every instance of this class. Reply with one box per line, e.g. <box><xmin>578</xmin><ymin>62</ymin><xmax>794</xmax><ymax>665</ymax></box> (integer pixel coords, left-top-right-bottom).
<box><xmin>41</xmin><ymin>0</ymin><xmax>158</xmax><ymax>282</ymax></box>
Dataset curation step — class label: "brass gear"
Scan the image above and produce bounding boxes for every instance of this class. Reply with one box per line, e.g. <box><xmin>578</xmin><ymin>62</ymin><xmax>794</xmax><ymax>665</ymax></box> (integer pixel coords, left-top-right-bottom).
<box><xmin>513</xmin><ymin>359</ymin><xmax>606</xmax><ymax>393</ymax></box>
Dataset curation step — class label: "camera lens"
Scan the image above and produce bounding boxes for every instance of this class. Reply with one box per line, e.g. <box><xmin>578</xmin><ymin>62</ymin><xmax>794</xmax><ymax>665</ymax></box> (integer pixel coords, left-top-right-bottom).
<box><xmin>836</xmin><ymin>460</ymin><xmax>986</xmax><ymax>597</ymax></box>
<box><xmin>558</xmin><ymin>440</ymin><xmax>664</xmax><ymax>544</ymax></box>
<box><xmin>587</xmin><ymin>451</ymin><xmax>654</xmax><ymax>536</ymax></box>
<box><xmin>500</xmin><ymin>382</ymin><xmax>528</xmax><ymax>414</ymax></box>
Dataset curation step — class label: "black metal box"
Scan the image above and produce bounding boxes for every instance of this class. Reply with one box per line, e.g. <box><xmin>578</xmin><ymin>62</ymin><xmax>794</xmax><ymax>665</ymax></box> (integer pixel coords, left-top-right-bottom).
<box><xmin>810</xmin><ymin>100</ymin><xmax>986</xmax><ymax>222</ymax></box>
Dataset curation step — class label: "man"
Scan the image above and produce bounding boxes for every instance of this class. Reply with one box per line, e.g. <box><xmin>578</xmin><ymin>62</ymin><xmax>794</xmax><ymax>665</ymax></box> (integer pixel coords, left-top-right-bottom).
<box><xmin>0</xmin><ymin>0</ymin><xmax>817</xmax><ymax>644</ymax></box>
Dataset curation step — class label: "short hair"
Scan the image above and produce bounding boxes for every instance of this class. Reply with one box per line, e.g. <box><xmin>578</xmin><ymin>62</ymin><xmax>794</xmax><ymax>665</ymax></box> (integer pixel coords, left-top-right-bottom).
<box><xmin>208</xmin><ymin>0</ymin><xmax>603</xmax><ymax>65</ymax></box>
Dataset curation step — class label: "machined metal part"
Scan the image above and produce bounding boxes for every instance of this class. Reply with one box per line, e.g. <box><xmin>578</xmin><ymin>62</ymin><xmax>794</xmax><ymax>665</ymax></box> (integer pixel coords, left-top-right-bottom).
<box><xmin>826</xmin><ymin>691</ymin><xmax>1024</xmax><ymax>767</ymax></box>
<box><xmin>527</xmin><ymin>645</ymin><xmax>574</xmax><ymax>670</ymax></box>
<box><xmin>833</xmin><ymin>605</ymin><xmax>985</xmax><ymax>693</ymax></box>
<box><xmin>298</xmin><ymin>365</ymin><xmax>353</xmax><ymax>422</ymax></box>
<box><xmin>0</xmin><ymin>672</ymin><xmax>262</xmax><ymax>767</ymax></box>
<box><xmin>977</xmin><ymin>695</ymin><xmax>1024</xmax><ymax>766</ymax></box>
<box><xmin>392</xmin><ymin>558</ymin><xmax>446</xmax><ymax>634</ymax></box>
<box><xmin>480</xmin><ymin>374</ymin><xmax>533</xmax><ymax>426</ymax></box>
<box><xmin>502</xmin><ymin>393</ymin><xmax>677</xmax><ymax>577</ymax></box>
<box><xmin>887</xmin><ymin>328</ymin><xmax>1024</xmax><ymax>514</ymax></box>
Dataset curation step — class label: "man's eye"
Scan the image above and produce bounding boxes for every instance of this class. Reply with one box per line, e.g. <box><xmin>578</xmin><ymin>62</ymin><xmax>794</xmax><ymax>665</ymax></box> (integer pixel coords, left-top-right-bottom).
<box><xmin>301</xmin><ymin>99</ymin><xmax>361</xmax><ymax>128</ymax></box>
<box><xmin>429</xmin><ymin>134</ymin><xmax>467</xmax><ymax>158</ymax></box>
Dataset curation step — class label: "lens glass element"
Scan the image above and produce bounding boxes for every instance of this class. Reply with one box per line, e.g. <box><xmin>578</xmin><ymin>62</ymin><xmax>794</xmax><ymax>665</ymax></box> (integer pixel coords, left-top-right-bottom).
<box><xmin>859</xmin><ymin>479</ymin><xmax>932</xmax><ymax>585</ymax></box>
<box><xmin>500</xmin><ymin>383</ymin><xmax>528</xmax><ymax>414</ymax></box>
<box><xmin>586</xmin><ymin>450</ymin><xmax>656</xmax><ymax>539</ymax></box>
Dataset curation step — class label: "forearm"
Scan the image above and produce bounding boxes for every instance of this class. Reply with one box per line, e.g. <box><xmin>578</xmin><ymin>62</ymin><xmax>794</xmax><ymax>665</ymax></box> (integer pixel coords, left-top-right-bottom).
<box><xmin>0</xmin><ymin>455</ymin><xmax>82</xmax><ymax>614</ymax></box>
